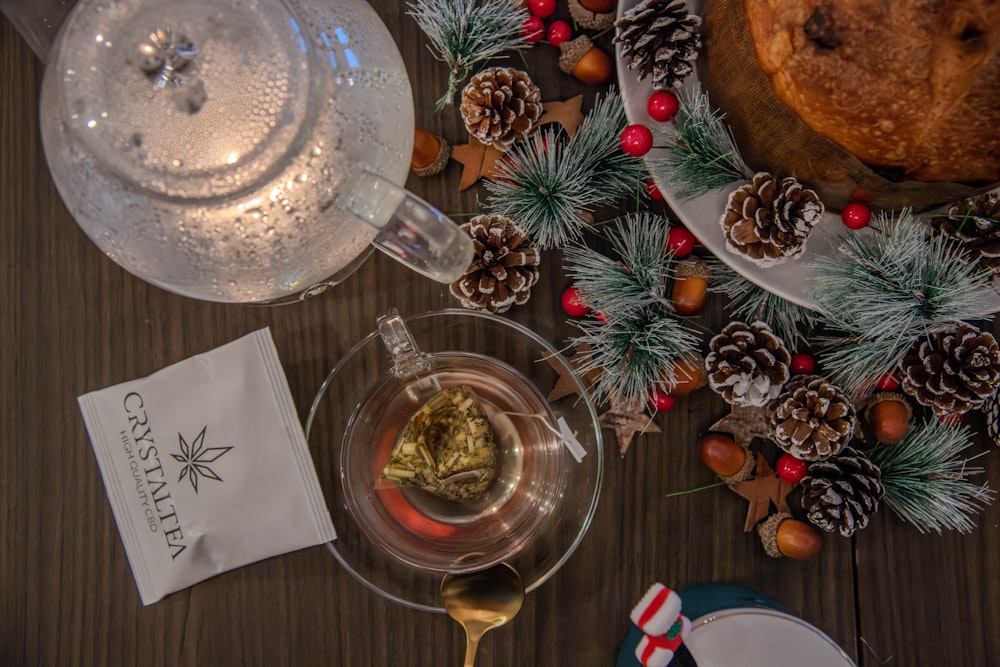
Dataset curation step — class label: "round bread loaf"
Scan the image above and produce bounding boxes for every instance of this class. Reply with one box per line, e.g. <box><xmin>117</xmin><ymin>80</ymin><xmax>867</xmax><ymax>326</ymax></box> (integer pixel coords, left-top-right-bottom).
<box><xmin>744</xmin><ymin>0</ymin><xmax>1000</xmax><ymax>184</ymax></box>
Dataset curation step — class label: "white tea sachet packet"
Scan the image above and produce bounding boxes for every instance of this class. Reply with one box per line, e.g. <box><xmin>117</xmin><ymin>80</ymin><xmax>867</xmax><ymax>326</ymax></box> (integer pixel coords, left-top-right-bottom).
<box><xmin>78</xmin><ymin>328</ymin><xmax>335</xmax><ymax>605</ymax></box>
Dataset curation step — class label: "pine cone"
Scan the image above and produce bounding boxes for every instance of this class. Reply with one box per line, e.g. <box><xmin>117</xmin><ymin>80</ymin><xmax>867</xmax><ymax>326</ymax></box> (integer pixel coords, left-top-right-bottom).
<box><xmin>985</xmin><ymin>385</ymin><xmax>1000</xmax><ymax>447</ymax></box>
<box><xmin>449</xmin><ymin>215</ymin><xmax>540</xmax><ymax>314</ymax></box>
<box><xmin>770</xmin><ymin>375</ymin><xmax>856</xmax><ymax>461</ymax></box>
<box><xmin>614</xmin><ymin>0</ymin><xmax>702</xmax><ymax>90</ymax></box>
<box><xmin>721</xmin><ymin>172</ymin><xmax>824</xmax><ymax>268</ymax></box>
<box><xmin>800</xmin><ymin>446</ymin><xmax>884</xmax><ymax>537</ymax></box>
<box><xmin>930</xmin><ymin>192</ymin><xmax>1000</xmax><ymax>276</ymax></box>
<box><xmin>460</xmin><ymin>67</ymin><xmax>542</xmax><ymax>152</ymax></box>
<box><xmin>899</xmin><ymin>325</ymin><xmax>1000</xmax><ymax>415</ymax></box>
<box><xmin>705</xmin><ymin>320</ymin><xmax>791</xmax><ymax>407</ymax></box>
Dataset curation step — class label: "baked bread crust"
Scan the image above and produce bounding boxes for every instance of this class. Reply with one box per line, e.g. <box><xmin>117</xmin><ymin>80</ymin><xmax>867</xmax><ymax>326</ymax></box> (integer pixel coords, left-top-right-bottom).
<box><xmin>744</xmin><ymin>0</ymin><xmax>1000</xmax><ymax>183</ymax></box>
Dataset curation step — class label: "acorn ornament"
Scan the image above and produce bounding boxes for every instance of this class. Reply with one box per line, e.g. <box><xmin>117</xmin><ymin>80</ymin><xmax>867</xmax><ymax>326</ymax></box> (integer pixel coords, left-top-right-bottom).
<box><xmin>671</xmin><ymin>257</ymin><xmax>711</xmax><ymax>315</ymax></box>
<box><xmin>757</xmin><ymin>512</ymin><xmax>823</xmax><ymax>559</ymax></box>
<box><xmin>699</xmin><ymin>433</ymin><xmax>754</xmax><ymax>483</ymax></box>
<box><xmin>411</xmin><ymin>126</ymin><xmax>451</xmax><ymax>177</ymax></box>
<box><xmin>568</xmin><ymin>0</ymin><xmax>616</xmax><ymax>30</ymax></box>
<box><xmin>558</xmin><ymin>35</ymin><xmax>614</xmax><ymax>85</ymax></box>
<box><xmin>865</xmin><ymin>393</ymin><xmax>912</xmax><ymax>444</ymax></box>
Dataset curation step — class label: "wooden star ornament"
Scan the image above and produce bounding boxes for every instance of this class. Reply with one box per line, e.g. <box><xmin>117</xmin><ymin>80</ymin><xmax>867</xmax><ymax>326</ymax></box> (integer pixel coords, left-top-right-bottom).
<box><xmin>543</xmin><ymin>342</ymin><xmax>602</xmax><ymax>402</ymax></box>
<box><xmin>729</xmin><ymin>453</ymin><xmax>794</xmax><ymax>532</ymax></box>
<box><xmin>709</xmin><ymin>404</ymin><xmax>775</xmax><ymax>450</ymax></box>
<box><xmin>599</xmin><ymin>397</ymin><xmax>661</xmax><ymax>457</ymax></box>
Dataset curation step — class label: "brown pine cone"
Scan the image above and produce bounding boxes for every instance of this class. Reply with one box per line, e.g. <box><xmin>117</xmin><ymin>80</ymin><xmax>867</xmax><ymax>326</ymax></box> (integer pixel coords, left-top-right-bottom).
<box><xmin>614</xmin><ymin>0</ymin><xmax>702</xmax><ymax>90</ymax></box>
<box><xmin>460</xmin><ymin>67</ymin><xmax>542</xmax><ymax>152</ymax></box>
<box><xmin>800</xmin><ymin>446</ymin><xmax>884</xmax><ymax>537</ymax></box>
<box><xmin>705</xmin><ymin>320</ymin><xmax>791</xmax><ymax>407</ymax></box>
<box><xmin>721</xmin><ymin>172</ymin><xmax>824</xmax><ymax>268</ymax></box>
<box><xmin>770</xmin><ymin>375</ymin><xmax>856</xmax><ymax>461</ymax></box>
<box><xmin>449</xmin><ymin>215</ymin><xmax>540</xmax><ymax>314</ymax></box>
<box><xmin>899</xmin><ymin>325</ymin><xmax>1000</xmax><ymax>415</ymax></box>
<box><xmin>930</xmin><ymin>192</ymin><xmax>1000</xmax><ymax>276</ymax></box>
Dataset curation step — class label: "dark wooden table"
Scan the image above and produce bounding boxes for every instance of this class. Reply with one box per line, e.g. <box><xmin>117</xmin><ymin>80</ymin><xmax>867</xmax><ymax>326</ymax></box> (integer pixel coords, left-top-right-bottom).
<box><xmin>3</xmin><ymin>3</ymin><xmax>999</xmax><ymax>665</ymax></box>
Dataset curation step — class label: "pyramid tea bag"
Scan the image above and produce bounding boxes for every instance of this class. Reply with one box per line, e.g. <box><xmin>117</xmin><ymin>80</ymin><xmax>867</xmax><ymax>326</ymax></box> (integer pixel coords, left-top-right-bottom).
<box><xmin>381</xmin><ymin>386</ymin><xmax>499</xmax><ymax>501</ymax></box>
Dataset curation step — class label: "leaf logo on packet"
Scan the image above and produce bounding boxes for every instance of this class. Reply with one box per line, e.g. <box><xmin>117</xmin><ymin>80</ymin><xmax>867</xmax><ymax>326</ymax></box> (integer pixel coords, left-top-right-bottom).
<box><xmin>78</xmin><ymin>328</ymin><xmax>336</xmax><ymax>605</ymax></box>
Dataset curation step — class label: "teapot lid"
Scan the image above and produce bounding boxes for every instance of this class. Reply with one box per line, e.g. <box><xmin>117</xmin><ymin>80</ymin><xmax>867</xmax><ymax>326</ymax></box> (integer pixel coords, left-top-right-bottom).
<box><xmin>50</xmin><ymin>0</ymin><xmax>316</xmax><ymax>199</ymax></box>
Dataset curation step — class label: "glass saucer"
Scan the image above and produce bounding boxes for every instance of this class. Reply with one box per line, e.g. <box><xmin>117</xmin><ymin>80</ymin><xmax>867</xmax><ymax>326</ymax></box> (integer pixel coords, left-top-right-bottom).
<box><xmin>304</xmin><ymin>309</ymin><xmax>604</xmax><ymax>612</ymax></box>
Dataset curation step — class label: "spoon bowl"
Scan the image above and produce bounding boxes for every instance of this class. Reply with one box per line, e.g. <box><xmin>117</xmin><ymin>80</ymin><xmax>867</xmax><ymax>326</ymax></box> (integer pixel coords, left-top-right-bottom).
<box><xmin>441</xmin><ymin>562</ymin><xmax>526</xmax><ymax>667</ymax></box>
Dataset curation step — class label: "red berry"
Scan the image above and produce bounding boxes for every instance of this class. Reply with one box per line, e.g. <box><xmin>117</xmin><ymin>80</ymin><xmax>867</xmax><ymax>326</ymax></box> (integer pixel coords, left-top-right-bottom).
<box><xmin>595</xmin><ymin>311</ymin><xmax>609</xmax><ymax>324</ymax></box>
<box><xmin>790</xmin><ymin>352</ymin><xmax>816</xmax><ymax>375</ymax></box>
<box><xmin>561</xmin><ymin>286</ymin><xmax>591</xmax><ymax>318</ymax></box>
<box><xmin>776</xmin><ymin>454</ymin><xmax>809</xmax><ymax>485</ymax></box>
<box><xmin>842</xmin><ymin>201</ymin><xmax>871</xmax><ymax>230</ymax></box>
<box><xmin>940</xmin><ymin>413</ymin><xmax>964</xmax><ymax>425</ymax></box>
<box><xmin>666</xmin><ymin>226</ymin><xmax>695</xmax><ymax>258</ymax></box>
<box><xmin>875</xmin><ymin>370</ymin><xmax>901</xmax><ymax>391</ymax></box>
<box><xmin>619</xmin><ymin>124</ymin><xmax>653</xmax><ymax>157</ymax></box>
<box><xmin>649</xmin><ymin>389</ymin><xmax>676</xmax><ymax>413</ymax></box>
<box><xmin>521</xmin><ymin>15</ymin><xmax>545</xmax><ymax>42</ymax></box>
<box><xmin>646</xmin><ymin>90</ymin><xmax>680</xmax><ymax>123</ymax></box>
<box><xmin>546</xmin><ymin>20</ymin><xmax>572</xmax><ymax>46</ymax></box>
<box><xmin>645</xmin><ymin>179</ymin><xmax>665</xmax><ymax>201</ymax></box>
<box><xmin>527</xmin><ymin>0</ymin><xmax>556</xmax><ymax>18</ymax></box>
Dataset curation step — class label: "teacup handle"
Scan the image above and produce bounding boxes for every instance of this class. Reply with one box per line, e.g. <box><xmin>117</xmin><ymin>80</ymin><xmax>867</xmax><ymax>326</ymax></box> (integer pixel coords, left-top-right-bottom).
<box><xmin>339</xmin><ymin>167</ymin><xmax>473</xmax><ymax>284</ymax></box>
<box><xmin>377</xmin><ymin>308</ymin><xmax>429</xmax><ymax>378</ymax></box>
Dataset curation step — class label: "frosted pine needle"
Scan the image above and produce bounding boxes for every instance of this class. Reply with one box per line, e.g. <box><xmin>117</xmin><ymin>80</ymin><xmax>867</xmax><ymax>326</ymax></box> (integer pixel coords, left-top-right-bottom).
<box><xmin>562</xmin><ymin>213</ymin><xmax>702</xmax><ymax>404</ymax></box>
<box><xmin>707</xmin><ymin>259</ymin><xmax>817</xmax><ymax>348</ymax></box>
<box><xmin>809</xmin><ymin>209</ymin><xmax>993</xmax><ymax>397</ymax></box>
<box><xmin>485</xmin><ymin>89</ymin><xmax>645</xmax><ymax>249</ymax></box>
<box><xmin>408</xmin><ymin>0</ymin><xmax>529</xmax><ymax>110</ymax></box>
<box><xmin>867</xmin><ymin>417</ymin><xmax>994</xmax><ymax>534</ymax></box>
<box><xmin>647</xmin><ymin>84</ymin><xmax>752</xmax><ymax>200</ymax></box>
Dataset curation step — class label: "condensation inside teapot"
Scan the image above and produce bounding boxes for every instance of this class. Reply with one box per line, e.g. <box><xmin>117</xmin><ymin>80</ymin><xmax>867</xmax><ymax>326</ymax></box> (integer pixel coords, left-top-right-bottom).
<box><xmin>40</xmin><ymin>0</ymin><xmax>415</xmax><ymax>302</ymax></box>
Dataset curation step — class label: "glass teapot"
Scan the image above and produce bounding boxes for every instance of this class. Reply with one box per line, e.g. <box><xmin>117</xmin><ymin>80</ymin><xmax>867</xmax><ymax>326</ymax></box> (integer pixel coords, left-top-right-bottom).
<box><xmin>38</xmin><ymin>0</ymin><xmax>472</xmax><ymax>303</ymax></box>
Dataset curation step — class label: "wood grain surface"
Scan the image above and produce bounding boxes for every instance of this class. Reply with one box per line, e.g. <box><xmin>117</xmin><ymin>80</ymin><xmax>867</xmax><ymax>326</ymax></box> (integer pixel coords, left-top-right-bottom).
<box><xmin>2</xmin><ymin>3</ymin><xmax>998</xmax><ymax>666</ymax></box>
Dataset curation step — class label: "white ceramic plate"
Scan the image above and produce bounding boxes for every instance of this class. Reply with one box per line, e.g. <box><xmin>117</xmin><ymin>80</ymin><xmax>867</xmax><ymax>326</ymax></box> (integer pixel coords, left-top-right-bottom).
<box><xmin>686</xmin><ymin>607</ymin><xmax>856</xmax><ymax>667</ymax></box>
<box><xmin>615</xmin><ymin>0</ymin><xmax>1000</xmax><ymax>314</ymax></box>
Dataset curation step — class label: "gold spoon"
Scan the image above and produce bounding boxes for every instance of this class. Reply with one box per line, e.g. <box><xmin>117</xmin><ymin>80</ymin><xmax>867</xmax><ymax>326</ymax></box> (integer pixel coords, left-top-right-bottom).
<box><xmin>441</xmin><ymin>562</ymin><xmax>525</xmax><ymax>667</ymax></box>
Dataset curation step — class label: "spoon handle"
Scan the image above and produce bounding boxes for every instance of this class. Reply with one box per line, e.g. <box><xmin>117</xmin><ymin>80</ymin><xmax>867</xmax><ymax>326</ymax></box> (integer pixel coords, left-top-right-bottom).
<box><xmin>462</xmin><ymin>634</ymin><xmax>482</xmax><ymax>667</ymax></box>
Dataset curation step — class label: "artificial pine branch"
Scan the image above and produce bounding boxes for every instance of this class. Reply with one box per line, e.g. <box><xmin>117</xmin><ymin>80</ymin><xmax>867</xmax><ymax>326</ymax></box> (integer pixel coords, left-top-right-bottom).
<box><xmin>866</xmin><ymin>417</ymin><xmax>994</xmax><ymax>534</ymax></box>
<box><xmin>408</xmin><ymin>0</ymin><xmax>529</xmax><ymax>110</ymax></box>
<box><xmin>485</xmin><ymin>89</ymin><xmax>646</xmax><ymax>249</ymax></box>
<box><xmin>562</xmin><ymin>213</ymin><xmax>702</xmax><ymax>404</ymax></box>
<box><xmin>707</xmin><ymin>259</ymin><xmax>817</xmax><ymax>348</ymax></box>
<box><xmin>647</xmin><ymin>84</ymin><xmax>752</xmax><ymax>200</ymax></box>
<box><xmin>808</xmin><ymin>209</ymin><xmax>993</xmax><ymax>397</ymax></box>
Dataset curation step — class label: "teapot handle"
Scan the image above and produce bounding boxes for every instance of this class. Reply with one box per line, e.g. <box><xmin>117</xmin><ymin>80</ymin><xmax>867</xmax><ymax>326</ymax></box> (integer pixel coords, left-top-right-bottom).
<box><xmin>338</xmin><ymin>167</ymin><xmax>473</xmax><ymax>284</ymax></box>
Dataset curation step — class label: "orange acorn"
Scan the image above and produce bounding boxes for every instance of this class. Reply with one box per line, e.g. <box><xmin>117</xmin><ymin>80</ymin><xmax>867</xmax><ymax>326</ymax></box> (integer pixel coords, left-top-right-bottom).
<box><xmin>558</xmin><ymin>36</ymin><xmax>613</xmax><ymax>86</ymax></box>
<box><xmin>568</xmin><ymin>0</ymin><xmax>616</xmax><ymax>30</ymax></box>
<box><xmin>666</xmin><ymin>353</ymin><xmax>705</xmax><ymax>396</ymax></box>
<box><xmin>698</xmin><ymin>433</ymin><xmax>753</xmax><ymax>482</ymax></box>
<box><xmin>865</xmin><ymin>393</ymin><xmax>912</xmax><ymax>444</ymax></box>
<box><xmin>411</xmin><ymin>126</ymin><xmax>450</xmax><ymax>177</ymax></box>
<box><xmin>671</xmin><ymin>257</ymin><xmax>712</xmax><ymax>315</ymax></box>
<box><xmin>758</xmin><ymin>513</ymin><xmax>823</xmax><ymax>559</ymax></box>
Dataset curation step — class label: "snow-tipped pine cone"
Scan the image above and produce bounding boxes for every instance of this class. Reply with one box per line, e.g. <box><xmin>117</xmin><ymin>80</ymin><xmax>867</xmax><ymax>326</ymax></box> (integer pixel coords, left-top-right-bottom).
<box><xmin>705</xmin><ymin>320</ymin><xmax>791</xmax><ymax>407</ymax></box>
<box><xmin>449</xmin><ymin>215</ymin><xmax>540</xmax><ymax>314</ymax></box>
<box><xmin>770</xmin><ymin>374</ymin><xmax>856</xmax><ymax>461</ymax></box>
<box><xmin>460</xmin><ymin>67</ymin><xmax>542</xmax><ymax>151</ymax></box>
<box><xmin>800</xmin><ymin>446</ymin><xmax>884</xmax><ymax>537</ymax></box>
<box><xmin>930</xmin><ymin>192</ymin><xmax>1000</xmax><ymax>277</ymax></box>
<box><xmin>721</xmin><ymin>172</ymin><xmax>823</xmax><ymax>267</ymax></box>
<box><xmin>899</xmin><ymin>325</ymin><xmax>1000</xmax><ymax>415</ymax></box>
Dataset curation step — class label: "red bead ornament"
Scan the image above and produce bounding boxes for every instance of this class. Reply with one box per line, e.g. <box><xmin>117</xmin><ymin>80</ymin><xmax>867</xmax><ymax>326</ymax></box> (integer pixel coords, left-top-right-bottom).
<box><xmin>620</xmin><ymin>124</ymin><xmax>653</xmax><ymax>157</ymax></box>
<box><xmin>521</xmin><ymin>15</ymin><xmax>545</xmax><ymax>42</ymax></box>
<box><xmin>561</xmin><ymin>286</ymin><xmax>591</xmax><ymax>317</ymax></box>
<box><xmin>649</xmin><ymin>389</ymin><xmax>677</xmax><ymax>413</ymax></box>
<box><xmin>842</xmin><ymin>201</ymin><xmax>871</xmax><ymax>230</ymax></box>
<box><xmin>546</xmin><ymin>20</ymin><xmax>572</xmax><ymax>46</ymax></box>
<box><xmin>666</xmin><ymin>226</ymin><xmax>695</xmax><ymax>258</ymax></box>
<box><xmin>527</xmin><ymin>0</ymin><xmax>556</xmax><ymax>18</ymax></box>
<box><xmin>645</xmin><ymin>179</ymin><xmax>665</xmax><ymax>201</ymax></box>
<box><xmin>646</xmin><ymin>90</ymin><xmax>680</xmax><ymax>123</ymax></box>
<box><xmin>790</xmin><ymin>352</ymin><xmax>816</xmax><ymax>375</ymax></box>
<box><xmin>875</xmin><ymin>370</ymin><xmax>901</xmax><ymax>391</ymax></box>
<box><xmin>776</xmin><ymin>454</ymin><xmax>808</xmax><ymax>485</ymax></box>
